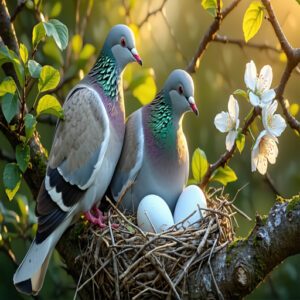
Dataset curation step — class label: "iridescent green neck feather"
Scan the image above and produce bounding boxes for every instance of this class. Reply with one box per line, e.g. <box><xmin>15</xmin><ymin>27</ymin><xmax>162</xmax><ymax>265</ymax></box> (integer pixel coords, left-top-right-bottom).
<box><xmin>148</xmin><ymin>91</ymin><xmax>175</xmax><ymax>148</ymax></box>
<box><xmin>89</xmin><ymin>49</ymin><xmax>121</xmax><ymax>100</ymax></box>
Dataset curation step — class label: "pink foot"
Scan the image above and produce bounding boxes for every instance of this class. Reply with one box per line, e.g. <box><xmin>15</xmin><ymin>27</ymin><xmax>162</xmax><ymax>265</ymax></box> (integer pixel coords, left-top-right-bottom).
<box><xmin>84</xmin><ymin>210</ymin><xmax>107</xmax><ymax>228</ymax></box>
<box><xmin>83</xmin><ymin>206</ymin><xmax>119</xmax><ymax>229</ymax></box>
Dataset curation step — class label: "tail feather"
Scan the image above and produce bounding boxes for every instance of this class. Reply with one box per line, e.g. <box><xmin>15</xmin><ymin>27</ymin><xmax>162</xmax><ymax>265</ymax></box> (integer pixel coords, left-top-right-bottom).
<box><xmin>13</xmin><ymin>217</ymin><xmax>72</xmax><ymax>295</ymax></box>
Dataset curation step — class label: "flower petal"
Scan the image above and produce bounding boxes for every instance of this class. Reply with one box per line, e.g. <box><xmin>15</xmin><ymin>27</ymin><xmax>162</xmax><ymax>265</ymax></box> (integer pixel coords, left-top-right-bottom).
<box><xmin>257</xmin><ymin>65</ymin><xmax>273</xmax><ymax>92</ymax></box>
<box><xmin>249</xmin><ymin>91</ymin><xmax>260</xmax><ymax>107</ymax></box>
<box><xmin>269</xmin><ymin>114</ymin><xmax>287</xmax><ymax>137</ymax></box>
<box><xmin>262</xmin><ymin>100</ymin><xmax>277</xmax><ymax>131</ymax></box>
<box><xmin>261</xmin><ymin>89</ymin><xmax>276</xmax><ymax>105</ymax></box>
<box><xmin>244</xmin><ymin>60</ymin><xmax>257</xmax><ymax>91</ymax></box>
<box><xmin>214</xmin><ymin>112</ymin><xmax>231</xmax><ymax>133</ymax></box>
<box><xmin>264</xmin><ymin>136</ymin><xmax>278</xmax><ymax>164</ymax></box>
<box><xmin>228</xmin><ymin>95</ymin><xmax>239</xmax><ymax>124</ymax></box>
<box><xmin>256</xmin><ymin>155</ymin><xmax>268</xmax><ymax>175</ymax></box>
<box><xmin>251</xmin><ymin>131</ymin><xmax>266</xmax><ymax>172</ymax></box>
<box><xmin>225</xmin><ymin>130</ymin><xmax>238</xmax><ymax>151</ymax></box>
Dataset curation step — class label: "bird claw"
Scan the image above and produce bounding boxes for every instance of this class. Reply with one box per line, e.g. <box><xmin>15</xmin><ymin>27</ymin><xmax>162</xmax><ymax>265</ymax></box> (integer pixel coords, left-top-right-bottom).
<box><xmin>83</xmin><ymin>206</ymin><xmax>119</xmax><ymax>229</ymax></box>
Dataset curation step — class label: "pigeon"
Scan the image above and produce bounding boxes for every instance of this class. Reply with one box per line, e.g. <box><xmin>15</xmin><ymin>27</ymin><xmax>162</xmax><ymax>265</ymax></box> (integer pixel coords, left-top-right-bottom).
<box><xmin>110</xmin><ymin>69</ymin><xmax>198</xmax><ymax>213</ymax></box>
<box><xmin>13</xmin><ymin>24</ymin><xmax>142</xmax><ymax>295</ymax></box>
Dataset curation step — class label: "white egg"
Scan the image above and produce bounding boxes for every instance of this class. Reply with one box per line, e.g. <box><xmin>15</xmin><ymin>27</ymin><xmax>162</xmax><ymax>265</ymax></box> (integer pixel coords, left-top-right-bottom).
<box><xmin>137</xmin><ymin>195</ymin><xmax>174</xmax><ymax>233</ymax></box>
<box><xmin>173</xmin><ymin>185</ymin><xmax>207</xmax><ymax>228</ymax></box>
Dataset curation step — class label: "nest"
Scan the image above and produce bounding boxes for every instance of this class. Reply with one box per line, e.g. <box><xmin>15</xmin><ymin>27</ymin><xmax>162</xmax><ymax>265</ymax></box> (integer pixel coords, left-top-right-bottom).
<box><xmin>74</xmin><ymin>188</ymin><xmax>246</xmax><ymax>299</ymax></box>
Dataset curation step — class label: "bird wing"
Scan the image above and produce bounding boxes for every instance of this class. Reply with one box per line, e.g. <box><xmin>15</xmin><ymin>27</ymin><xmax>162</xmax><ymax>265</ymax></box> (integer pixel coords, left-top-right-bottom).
<box><xmin>110</xmin><ymin>109</ymin><xmax>144</xmax><ymax>202</ymax></box>
<box><xmin>35</xmin><ymin>85</ymin><xmax>110</xmax><ymax>243</ymax></box>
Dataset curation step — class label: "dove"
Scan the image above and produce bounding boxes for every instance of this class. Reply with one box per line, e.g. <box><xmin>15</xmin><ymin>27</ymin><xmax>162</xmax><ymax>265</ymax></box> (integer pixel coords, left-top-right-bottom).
<box><xmin>110</xmin><ymin>69</ymin><xmax>198</xmax><ymax>213</ymax></box>
<box><xmin>13</xmin><ymin>24</ymin><xmax>142</xmax><ymax>295</ymax></box>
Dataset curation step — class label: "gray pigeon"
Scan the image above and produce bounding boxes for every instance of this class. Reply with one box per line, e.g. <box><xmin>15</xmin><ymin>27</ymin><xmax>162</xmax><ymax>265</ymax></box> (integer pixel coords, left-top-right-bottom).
<box><xmin>13</xmin><ymin>24</ymin><xmax>142</xmax><ymax>295</ymax></box>
<box><xmin>110</xmin><ymin>69</ymin><xmax>198</xmax><ymax>213</ymax></box>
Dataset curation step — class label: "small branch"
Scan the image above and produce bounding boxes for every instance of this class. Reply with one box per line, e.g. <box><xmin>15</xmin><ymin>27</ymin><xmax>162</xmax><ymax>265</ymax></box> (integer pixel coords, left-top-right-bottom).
<box><xmin>261</xmin><ymin>0</ymin><xmax>300</xmax><ymax>134</ymax></box>
<box><xmin>138</xmin><ymin>0</ymin><xmax>168</xmax><ymax>28</ymax></box>
<box><xmin>201</xmin><ymin>108</ymin><xmax>259</xmax><ymax>188</ymax></box>
<box><xmin>261</xmin><ymin>0</ymin><xmax>293</xmax><ymax>57</ymax></box>
<box><xmin>186</xmin><ymin>0</ymin><xmax>242</xmax><ymax>73</ymax></box>
<box><xmin>10</xmin><ymin>0</ymin><xmax>27</xmax><ymax>22</ymax></box>
<box><xmin>213</xmin><ymin>34</ymin><xmax>281</xmax><ymax>53</ymax></box>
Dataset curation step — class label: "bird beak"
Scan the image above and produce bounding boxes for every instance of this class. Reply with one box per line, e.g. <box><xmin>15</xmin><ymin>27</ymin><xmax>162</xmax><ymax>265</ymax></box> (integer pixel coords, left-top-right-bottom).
<box><xmin>131</xmin><ymin>48</ymin><xmax>143</xmax><ymax>66</ymax></box>
<box><xmin>188</xmin><ymin>96</ymin><xmax>199</xmax><ymax>116</ymax></box>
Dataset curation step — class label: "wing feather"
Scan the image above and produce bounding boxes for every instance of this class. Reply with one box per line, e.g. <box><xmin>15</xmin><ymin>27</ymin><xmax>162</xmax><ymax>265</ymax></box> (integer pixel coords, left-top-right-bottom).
<box><xmin>110</xmin><ymin>109</ymin><xmax>144</xmax><ymax>201</ymax></box>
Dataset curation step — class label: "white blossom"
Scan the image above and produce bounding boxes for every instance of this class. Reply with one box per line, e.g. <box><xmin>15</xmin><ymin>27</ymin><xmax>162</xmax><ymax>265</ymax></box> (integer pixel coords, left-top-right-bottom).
<box><xmin>251</xmin><ymin>130</ymin><xmax>278</xmax><ymax>175</ymax></box>
<box><xmin>244</xmin><ymin>60</ymin><xmax>276</xmax><ymax>108</ymax></box>
<box><xmin>214</xmin><ymin>95</ymin><xmax>240</xmax><ymax>151</ymax></box>
<box><xmin>262</xmin><ymin>100</ymin><xmax>286</xmax><ymax>137</ymax></box>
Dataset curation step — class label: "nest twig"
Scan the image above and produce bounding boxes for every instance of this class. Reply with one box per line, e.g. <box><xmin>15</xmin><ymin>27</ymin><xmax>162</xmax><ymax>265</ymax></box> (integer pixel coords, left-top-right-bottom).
<box><xmin>74</xmin><ymin>188</ymin><xmax>248</xmax><ymax>299</ymax></box>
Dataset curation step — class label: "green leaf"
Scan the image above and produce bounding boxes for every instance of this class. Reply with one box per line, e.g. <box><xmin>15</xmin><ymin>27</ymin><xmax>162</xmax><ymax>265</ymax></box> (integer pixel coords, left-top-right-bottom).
<box><xmin>38</xmin><ymin>65</ymin><xmax>60</xmax><ymax>92</ymax></box>
<box><xmin>43</xmin><ymin>19</ymin><xmax>69</xmax><ymax>50</ymax></box>
<box><xmin>0</xmin><ymin>77</ymin><xmax>17</xmax><ymax>96</ymax></box>
<box><xmin>1</xmin><ymin>93</ymin><xmax>19</xmax><ymax>123</ymax></box>
<box><xmin>36</xmin><ymin>94</ymin><xmax>63</xmax><ymax>118</ymax></box>
<box><xmin>28</xmin><ymin>59</ymin><xmax>42</xmax><ymax>78</ymax></box>
<box><xmin>16</xmin><ymin>144</ymin><xmax>30</xmax><ymax>172</ymax></box>
<box><xmin>72</xmin><ymin>34</ymin><xmax>83</xmax><ymax>54</ymax></box>
<box><xmin>187</xmin><ymin>178</ymin><xmax>199</xmax><ymax>185</ymax></box>
<box><xmin>3</xmin><ymin>163</ymin><xmax>22</xmax><ymax>200</ymax></box>
<box><xmin>233</xmin><ymin>89</ymin><xmax>248</xmax><ymax>99</ymax></box>
<box><xmin>191</xmin><ymin>148</ymin><xmax>209</xmax><ymax>183</ymax></box>
<box><xmin>79</xmin><ymin>44</ymin><xmax>95</xmax><ymax>60</ymax></box>
<box><xmin>50</xmin><ymin>2</ymin><xmax>62</xmax><ymax>17</ymax></box>
<box><xmin>236</xmin><ymin>132</ymin><xmax>246</xmax><ymax>153</ymax></box>
<box><xmin>32</xmin><ymin>22</ymin><xmax>46</xmax><ymax>48</ymax></box>
<box><xmin>0</xmin><ymin>45</ymin><xmax>24</xmax><ymax>86</ymax></box>
<box><xmin>16</xmin><ymin>195</ymin><xmax>29</xmax><ymax>224</ymax></box>
<box><xmin>296</xmin><ymin>0</ymin><xmax>300</xmax><ymax>4</ymax></box>
<box><xmin>201</xmin><ymin>0</ymin><xmax>222</xmax><ymax>17</ymax></box>
<box><xmin>211</xmin><ymin>165</ymin><xmax>237</xmax><ymax>186</ymax></box>
<box><xmin>24</xmin><ymin>114</ymin><xmax>37</xmax><ymax>141</ymax></box>
<box><xmin>243</xmin><ymin>1</ymin><xmax>264</xmax><ymax>42</ymax></box>
<box><xmin>132</xmin><ymin>76</ymin><xmax>156</xmax><ymax>105</ymax></box>
<box><xmin>19</xmin><ymin>43</ymin><xmax>28</xmax><ymax>64</ymax></box>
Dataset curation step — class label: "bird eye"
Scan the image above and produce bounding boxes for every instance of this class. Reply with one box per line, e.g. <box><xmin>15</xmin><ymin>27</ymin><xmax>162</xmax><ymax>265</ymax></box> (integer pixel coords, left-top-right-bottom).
<box><xmin>178</xmin><ymin>85</ymin><xmax>184</xmax><ymax>95</ymax></box>
<box><xmin>120</xmin><ymin>37</ymin><xmax>126</xmax><ymax>47</ymax></box>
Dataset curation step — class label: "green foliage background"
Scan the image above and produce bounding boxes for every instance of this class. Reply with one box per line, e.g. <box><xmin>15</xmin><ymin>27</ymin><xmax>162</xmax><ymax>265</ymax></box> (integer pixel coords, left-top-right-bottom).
<box><xmin>0</xmin><ymin>0</ymin><xmax>300</xmax><ymax>299</ymax></box>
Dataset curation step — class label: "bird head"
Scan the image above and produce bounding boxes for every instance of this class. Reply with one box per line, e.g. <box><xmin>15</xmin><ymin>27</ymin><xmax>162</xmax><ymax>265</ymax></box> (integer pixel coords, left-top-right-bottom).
<box><xmin>164</xmin><ymin>69</ymin><xmax>199</xmax><ymax>117</ymax></box>
<box><xmin>104</xmin><ymin>24</ymin><xmax>142</xmax><ymax>70</ymax></box>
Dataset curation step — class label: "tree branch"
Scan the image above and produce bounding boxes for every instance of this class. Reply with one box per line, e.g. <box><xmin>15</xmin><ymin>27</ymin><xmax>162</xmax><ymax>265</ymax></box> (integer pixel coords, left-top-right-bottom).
<box><xmin>213</xmin><ymin>34</ymin><xmax>281</xmax><ymax>53</ymax></box>
<box><xmin>186</xmin><ymin>0</ymin><xmax>242</xmax><ymax>73</ymax></box>
<box><xmin>57</xmin><ymin>198</ymin><xmax>300</xmax><ymax>299</ymax></box>
<box><xmin>0</xmin><ymin>0</ymin><xmax>47</xmax><ymax>197</ymax></box>
<box><xmin>261</xmin><ymin>0</ymin><xmax>300</xmax><ymax>134</ymax></box>
<box><xmin>138</xmin><ymin>0</ymin><xmax>168</xmax><ymax>28</ymax></box>
<box><xmin>201</xmin><ymin>107</ymin><xmax>260</xmax><ymax>188</ymax></box>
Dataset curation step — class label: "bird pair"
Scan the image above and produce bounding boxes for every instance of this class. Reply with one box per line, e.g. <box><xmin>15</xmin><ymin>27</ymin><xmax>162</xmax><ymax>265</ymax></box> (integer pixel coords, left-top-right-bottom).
<box><xmin>13</xmin><ymin>24</ymin><xmax>198</xmax><ymax>295</ymax></box>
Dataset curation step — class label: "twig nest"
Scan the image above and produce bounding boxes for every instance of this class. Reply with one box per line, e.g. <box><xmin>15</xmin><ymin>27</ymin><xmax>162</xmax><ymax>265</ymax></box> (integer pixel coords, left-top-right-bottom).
<box><xmin>76</xmin><ymin>188</ymin><xmax>238</xmax><ymax>299</ymax></box>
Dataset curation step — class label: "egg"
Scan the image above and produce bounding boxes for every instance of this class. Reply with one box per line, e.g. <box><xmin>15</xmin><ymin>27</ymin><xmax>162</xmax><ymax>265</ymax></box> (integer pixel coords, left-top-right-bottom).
<box><xmin>173</xmin><ymin>185</ymin><xmax>207</xmax><ymax>228</ymax></box>
<box><xmin>137</xmin><ymin>195</ymin><xmax>174</xmax><ymax>233</ymax></box>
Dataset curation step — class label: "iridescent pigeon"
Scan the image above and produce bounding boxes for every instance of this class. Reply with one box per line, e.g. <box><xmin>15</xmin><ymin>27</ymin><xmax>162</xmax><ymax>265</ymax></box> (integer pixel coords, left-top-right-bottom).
<box><xmin>110</xmin><ymin>69</ymin><xmax>198</xmax><ymax>213</ymax></box>
<box><xmin>13</xmin><ymin>24</ymin><xmax>142</xmax><ymax>295</ymax></box>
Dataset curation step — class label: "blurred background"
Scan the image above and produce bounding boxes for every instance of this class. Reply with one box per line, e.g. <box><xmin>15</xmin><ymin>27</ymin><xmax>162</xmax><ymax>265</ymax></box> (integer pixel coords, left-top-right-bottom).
<box><xmin>1</xmin><ymin>0</ymin><xmax>300</xmax><ymax>299</ymax></box>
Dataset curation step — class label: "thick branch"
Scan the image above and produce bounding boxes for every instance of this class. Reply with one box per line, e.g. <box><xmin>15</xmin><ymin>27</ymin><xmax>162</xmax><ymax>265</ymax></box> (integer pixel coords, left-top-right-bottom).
<box><xmin>186</xmin><ymin>0</ymin><xmax>242</xmax><ymax>73</ymax></box>
<box><xmin>187</xmin><ymin>199</ymin><xmax>300</xmax><ymax>299</ymax></box>
<box><xmin>57</xmin><ymin>198</ymin><xmax>300</xmax><ymax>299</ymax></box>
